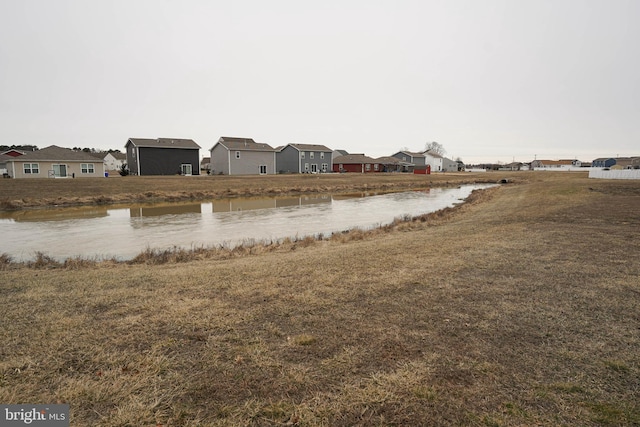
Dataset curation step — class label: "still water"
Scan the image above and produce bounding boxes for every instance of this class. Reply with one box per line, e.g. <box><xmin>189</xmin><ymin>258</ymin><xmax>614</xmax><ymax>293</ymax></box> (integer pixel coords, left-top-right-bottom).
<box><xmin>1</xmin><ymin>185</ymin><xmax>491</xmax><ymax>261</ymax></box>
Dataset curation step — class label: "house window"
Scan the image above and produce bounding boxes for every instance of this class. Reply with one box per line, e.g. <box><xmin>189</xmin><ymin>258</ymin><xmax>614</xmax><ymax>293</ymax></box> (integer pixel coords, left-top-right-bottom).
<box><xmin>374</xmin><ymin>164</ymin><xmax>379</xmax><ymax>171</ymax></box>
<box><xmin>365</xmin><ymin>164</ymin><xmax>371</xmax><ymax>171</ymax></box>
<box><xmin>321</xmin><ymin>163</ymin><xmax>328</xmax><ymax>172</ymax></box>
<box><xmin>235</xmin><ymin>151</ymin><xmax>241</xmax><ymax>159</ymax></box>
<box><xmin>259</xmin><ymin>165</ymin><xmax>267</xmax><ymax>174</ymax></box>
<box><xmin>301</xmin><ymin>151</ymin><xmax>305</xmax><ymax>159</ymax></box>
<box><xmin>23</xmin><ymin>163</ymin><xmax>39</xmax><ymax>174</ymax></box>
<box><xmin>81</xmin><ymin>163</ymin><xmax>95</xmax><ymax>174</ymax></box>
<box><xmin>320</xmin><ymin>152</ymin><xmax>325</xmax><ymax>159</ymax></box>
<box><xmin>304</xmin><ymin>163</ymin><xmax>309</xmax><ymax>171</ymax></box>
<box><xmin>311</xmin><ymin>164</ymin><xmax>318</xmax><ymax>173</ymax></box>
<box><xmin>310</xmin><ymin>152</ymin><xmax>314</xmax><ymax>159</ymax></box>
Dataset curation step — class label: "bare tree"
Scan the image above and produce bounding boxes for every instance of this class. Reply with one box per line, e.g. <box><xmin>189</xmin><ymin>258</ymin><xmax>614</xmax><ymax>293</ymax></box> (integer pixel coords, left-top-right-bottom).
<box><xmin>424</xmin><ymin>141</ymin><xmax>446</xmax><ymax>156</ymax></box>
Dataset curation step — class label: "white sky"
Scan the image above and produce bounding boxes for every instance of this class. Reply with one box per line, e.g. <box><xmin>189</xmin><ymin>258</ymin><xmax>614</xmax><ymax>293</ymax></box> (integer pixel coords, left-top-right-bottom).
<box><xmin>1</xmin><ymin>0</ymin><xmax>638</xmax><ymax>163</ymax></box>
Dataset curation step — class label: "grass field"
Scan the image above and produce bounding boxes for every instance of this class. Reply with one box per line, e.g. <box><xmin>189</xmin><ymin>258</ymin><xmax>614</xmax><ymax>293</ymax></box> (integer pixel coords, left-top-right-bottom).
<box><xmin>1</xmin><ymin>172</ymin><xmax>639</xmax><ymax>426</ymax></box>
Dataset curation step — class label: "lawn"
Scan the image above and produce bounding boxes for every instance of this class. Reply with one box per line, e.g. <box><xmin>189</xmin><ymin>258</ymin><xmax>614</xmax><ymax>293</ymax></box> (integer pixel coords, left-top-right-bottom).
<box><xmin>1</xmin><ymin>172</ymin><xmax>639</xmax><ymax>426</ymax></box>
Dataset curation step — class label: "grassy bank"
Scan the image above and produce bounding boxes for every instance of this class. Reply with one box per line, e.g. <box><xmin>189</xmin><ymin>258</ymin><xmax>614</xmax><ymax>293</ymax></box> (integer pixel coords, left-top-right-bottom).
<box><xmin>0</xmin><ymin>172</ymin><xmax>498</xmax><ymax>210</ymax></box>
<box><xmin>1</xmin><ymin>172</ymin><xmax>639</xmax><ymax>426</ymax></box>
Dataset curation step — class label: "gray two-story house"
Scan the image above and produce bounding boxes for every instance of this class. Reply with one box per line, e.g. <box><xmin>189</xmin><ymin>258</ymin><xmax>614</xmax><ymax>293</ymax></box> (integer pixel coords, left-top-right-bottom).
<box><xmin>391</xmin><ymin>151</ymin><xmax>426</xmax><ymax>167</ymax></box>
<box><xmin>210</xmin><ymin>137</ymin><xmax>276</xmax><ymax>175</ymax></box>
<box><xmin>276</xmin><ymin>143</ymin><xmax>333</xmax><ymax>173</ymax></box>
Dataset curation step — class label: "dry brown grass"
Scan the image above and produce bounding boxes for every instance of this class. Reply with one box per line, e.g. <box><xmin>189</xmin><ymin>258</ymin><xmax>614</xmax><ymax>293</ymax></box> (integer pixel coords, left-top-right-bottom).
<box><xmin>1</xmin><ymin>172</ymin><xmax>639</xmax><ymax>426</ymax></box>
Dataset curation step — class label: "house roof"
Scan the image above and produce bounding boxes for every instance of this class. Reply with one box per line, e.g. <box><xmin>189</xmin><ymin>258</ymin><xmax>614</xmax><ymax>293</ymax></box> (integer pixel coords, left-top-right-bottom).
<box><xmin>376</xmin><ymin>156</ymin><xmax>414</xmax><ymax>165</ymax></box>
<box><xmin>5</xmin><ymin>145</ymin><xmax>104</xmax><ymax>162</ymax></box>
<box><xmin>286</xmin><ymin>143</ymin><xmax>332</xmax><ymax>152</ymax></box>
<box><xmin>127</xmin><ymin>138</ymin><xmax>201</xmax><ymax>149</ymax></box>
<box><xmin>215</xmin><ymin>136</ymin><xmax>275</xmax><ymax>151</ymax></box>
<box><xmin>334</xmin><ymin>154</ymin><xmax>377</xmax><ymax>164</ymax></box>
<box><xmin>1</xmin><ymin>149</ymin><xmax>26</xmax><ymax>157</ymax></box>
<box><xmin>536</xmin><ymin>160</ymin><xmax>573</xmax><ymax>165</ymax></box>
<box><xmin>423</xmin><ymin>150</ymin><xmax>444</xmax><ymax>159</ymax></box>
<box><xmin>394</xmin><ymin>151</ymin><xmax>425</xmax><ymax>159</ymax></box>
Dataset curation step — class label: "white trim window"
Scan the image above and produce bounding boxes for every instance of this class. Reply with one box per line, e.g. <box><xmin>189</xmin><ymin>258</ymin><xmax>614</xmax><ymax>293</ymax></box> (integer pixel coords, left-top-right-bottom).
<box><xmin>321</xmin><ymin>163</ymin><xmax>328</xmax><ymax>172</ymax></box>
<box><xmin>23</xmin><ymin>163</ymin><xmax>39</xmax><ymax>174</ymax></box>
<box><xmin>310</xmin><ymin>152</ymin><xmax>314</xmax><ymax>159</ymax></box>
<box><xmin>365</xmin><ymin>164</ymin><xmax>371</xmax><ymax>171</ymax></box>
<box><xmin>235</xmin><ymin>151</ymin><xmax>241</xmax><ymax>159</ymax></box>
<box><xmin>374</xmin><ymin>164</ymin><xmax>379</xmax><ymax>171</ymax></box>
<box><xmin>304</xmin><ymin>163</ymin><xmax>309</xmax><ymax>171</ymax></box>
<box><xmin>259</xmin><ymin>165</ymin><xmax>267</xmax><ymax>174</ymax></box>
<box><xmin>301</xmin><ymin>151</ymin><xmax>305</xmax><ymax>159</ymax></box>
<box><xmin>81</xmin><ymin>163</ymin><xmax>95</xmax><ymax>174</ymax></box>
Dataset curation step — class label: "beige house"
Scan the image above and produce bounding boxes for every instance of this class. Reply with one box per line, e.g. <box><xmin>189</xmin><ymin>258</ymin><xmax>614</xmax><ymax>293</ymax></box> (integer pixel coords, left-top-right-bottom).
<box><xmin>5</xmin><ymin>145</ymin><xmax>106</xmax><ymax>178</ymax></box>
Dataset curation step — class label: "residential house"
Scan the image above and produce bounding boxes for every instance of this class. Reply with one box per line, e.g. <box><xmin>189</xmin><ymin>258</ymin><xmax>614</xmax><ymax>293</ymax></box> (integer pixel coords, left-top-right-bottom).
<box><xmin>591</xmin><ymin>158</ymin><xmax>615</xmax><ymax>168</ymax></box>
<box><xmin>4</xmin><ymin>145</ymin><xmax>105</xmax><ymax>178</ymax></box>
<box><xmin>531</xmin><ymin>159</ymin><xmax>581</xmax><ymax>170</ymax></box>
<box><xmin>332</xmin><ymin>154</ymin><xmax>381</xmax><ymax>173</ymax></box>
<box><xmin>391</xmin><ymin>151</ymin><xmax>426</xmax><ymax>168</ymax></box>
<box><xmin>276</xmin><ymin>143</ymin><xmax>333</xmax><ymax>174</ymax></box>
<box><xmin>210</xmin><ymin>137</ymin><xmax>276</xmax><ymax>175</ymax></box>
<box><xmin>423</xmin><ymin>150</ymin><xmax>444</xmax><ymax>172</ymax></box>
<box><xmin>442</xmin><ymin>156</ymin><xmax>459</xmax><ymax>172</ymax></box>
<box><xmin>125</xmin><ymin>138</ymin><xmax>201</xmax><ymax>176</ymax></box>
<box><xmin>92</xmin><ymin>151</ymin><xmax>126</xmax><ymax>172</ymax></box>
<box><xmin>200</xmin><ymin>157</ymin><xmax>211</xmax><ymax>173</ymax></box>
<box><xmin>376</xmin><ymin>156</ymin><xmax>413</xmax><ymax>172</ymax></box>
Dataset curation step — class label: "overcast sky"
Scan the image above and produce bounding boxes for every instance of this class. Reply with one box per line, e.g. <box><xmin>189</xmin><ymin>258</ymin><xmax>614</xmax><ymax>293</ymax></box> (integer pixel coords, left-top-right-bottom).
<box><xmin>1</xmin><ymin>0</ymin><xmax>638</xmax><ymax>163</ymax></box>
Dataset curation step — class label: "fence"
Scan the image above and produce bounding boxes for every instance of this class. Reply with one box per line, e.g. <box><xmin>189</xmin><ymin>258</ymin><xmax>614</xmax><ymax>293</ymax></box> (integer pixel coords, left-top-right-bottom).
<box><xmin>589</xmin><ymin>169</ymin><xmax>640</xmax><ymax>180</ymax></box>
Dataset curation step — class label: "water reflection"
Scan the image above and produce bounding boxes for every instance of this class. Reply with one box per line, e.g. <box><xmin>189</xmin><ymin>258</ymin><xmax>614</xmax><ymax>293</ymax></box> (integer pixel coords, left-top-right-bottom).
<box><xmin>0</xmin><ymin>185</ymin><xmax>492</xmax><ymax>261</ymax></box>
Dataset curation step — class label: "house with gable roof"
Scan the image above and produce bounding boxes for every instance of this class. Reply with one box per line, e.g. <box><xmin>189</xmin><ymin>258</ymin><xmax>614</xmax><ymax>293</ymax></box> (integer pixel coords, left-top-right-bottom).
<box><xmin>276</xmin><ymin>143</ymin><xmax>333</xmax><ymax>174</ymax></box>
<box><xmin>423</xmin><ymin>150</ymin><xmax>444</xmax><ymax>172</ymax></box>
<box><xmin>210</xmin><ymin>137</ymin><xmax>276</xmax><ymax>175</ymax></box>
<box><xmin>332</xmin><ymin>154</ymin><xmax>382</xmax><ymax>173</ymax></box>
<box><xmin>4</xmin><ymin>145</ymin><xmax>105</xmax><ymax>178</ymax></box>
<box><xmin>391</xmin><ymin>151</ymin><xmax>426</xmax><ymax>168</ymax></box>
<box><xmin>125</xmin><ymin>138</ymin><xmax>201</xmax><ymax>176</ymax></box>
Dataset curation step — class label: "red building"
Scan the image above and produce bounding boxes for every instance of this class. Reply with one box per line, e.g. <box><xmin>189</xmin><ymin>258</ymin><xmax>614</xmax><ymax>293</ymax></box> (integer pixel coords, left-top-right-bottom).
<box><xmin>333</xmin><ymin>154</ymin><xmax>381</xmax><ymax>173</ymax></box>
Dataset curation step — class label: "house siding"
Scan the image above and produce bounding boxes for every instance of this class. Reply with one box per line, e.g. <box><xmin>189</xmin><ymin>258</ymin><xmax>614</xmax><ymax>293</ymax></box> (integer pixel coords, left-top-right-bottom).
<box><xmin>276</xmin><ymin>146</ymin><xmax>332</xmax><ymax>173</ymax></box>
<box><xmin>391</xmin><ymin>152</ymin><xmax>425</xmax><ymax>167</ymax></box>
<box><xmin>126</xmin><ymin>142</ymin><xmax>140</xmax><ymax>175</ymax></box>
<box><xmin>210</xmin><ymin>144</ymin><xmax>230</xmax><ymax>175</ymax></box>
<box><xmin>9</xmin><ymin>160</ymin><xmax>105</xmax><ymax>179</ymax></box>
<box><xmin>276</xmin><ymin>146</ymin><xmax>300</xmax><ymax>173</ymax></box>
<box><xmin>229</xmin><ymin>151</ymin><xmax>275</xmax><ymax>175</ymax></box>
<box><xmin>136</xmin><ymin>147</ymin><xmax>200</xmax><ymax>175</ymax></box>
<box><xmin>332</xmin><ymin>163</ymin><xmax>380</xmax><ymax>173</ymax></box>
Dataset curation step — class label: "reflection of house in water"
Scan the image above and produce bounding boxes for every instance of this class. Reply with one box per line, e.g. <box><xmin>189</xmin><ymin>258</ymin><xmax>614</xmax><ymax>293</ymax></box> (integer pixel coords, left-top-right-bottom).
<box><xmin>213</xmin><ymin>195</ymin><xmax>331</xmax><ymax>212</ymax></box>
<box><xmin>129</xmin><ymin>203</ymin><xmax>202</xmax><ymax>217</ymax></box>
<box><xmin>0</xmin><ymin>206</ymin><xmax>109</xmax><ymax>222</ymax></box>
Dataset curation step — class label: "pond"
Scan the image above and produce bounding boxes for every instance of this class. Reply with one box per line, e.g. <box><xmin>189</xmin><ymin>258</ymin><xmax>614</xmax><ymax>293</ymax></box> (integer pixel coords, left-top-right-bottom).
<box><xmin>1</xmin><ymin>184</ymin><xmax>493</xmax><ymax>261</ymax></box>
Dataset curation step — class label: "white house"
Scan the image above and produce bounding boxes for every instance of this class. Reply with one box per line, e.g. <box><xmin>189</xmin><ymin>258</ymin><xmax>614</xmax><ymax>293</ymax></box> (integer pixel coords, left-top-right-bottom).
<box><xmin>423</xmin><ymin>150</ymin><xmax>444</xmax><ymax>172</ymax></box>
